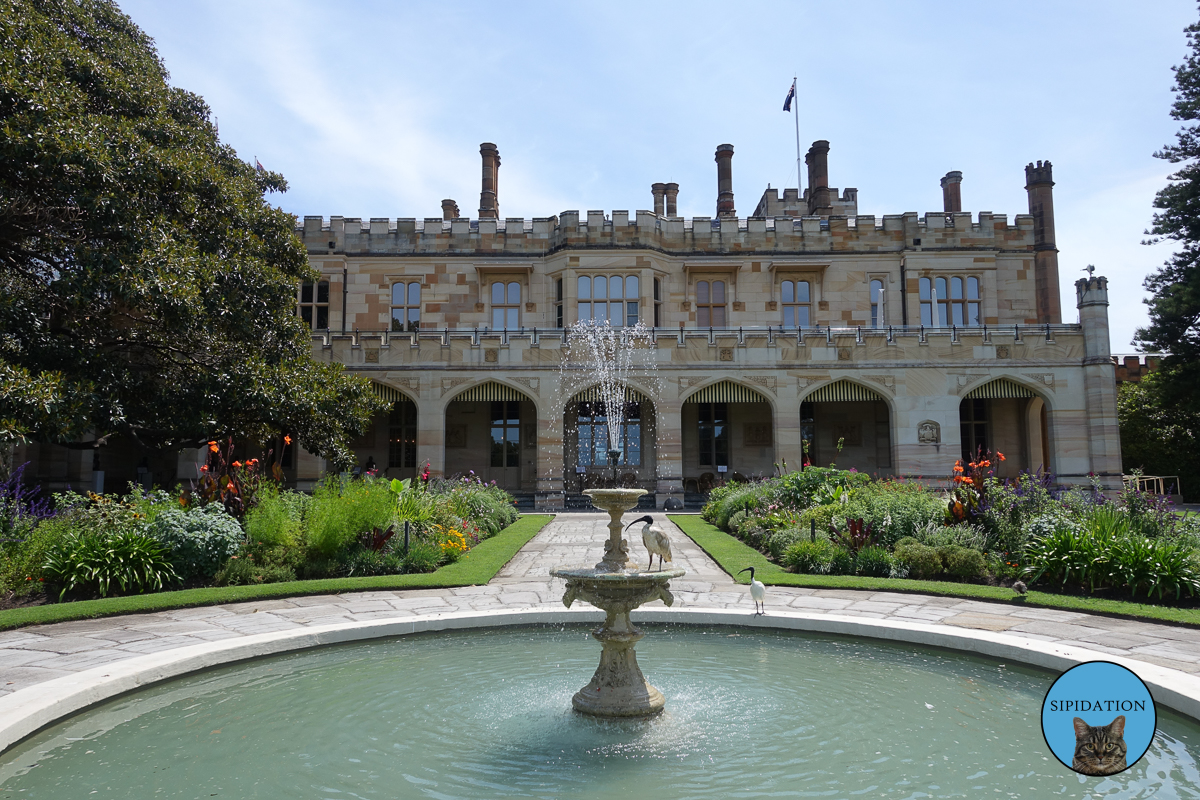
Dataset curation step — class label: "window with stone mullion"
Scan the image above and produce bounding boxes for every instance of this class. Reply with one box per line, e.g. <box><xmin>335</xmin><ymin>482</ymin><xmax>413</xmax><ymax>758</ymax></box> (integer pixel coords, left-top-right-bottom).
<box><xmin>920</xmin><ymin>275</ymin><xmax>980</xmax><ymax>327</ymax></box>
<box><xmin>696</xmin><ymin>280</ymin><xmax>726</xmax><ymax>327</ymax></box>
<box><xmin>391</xmin><ymin>281</ymin><xmax>421</xmax><ymax>332</ymax></box>
<box><xmin>298</xmin><ymin>279</ymin><xmax>330</xmax><ymax>330</ymax></box>
<box><xmin>578</xmin><ymin>275</ymin><xmax>638</xmax><ymax>327</ymax></box>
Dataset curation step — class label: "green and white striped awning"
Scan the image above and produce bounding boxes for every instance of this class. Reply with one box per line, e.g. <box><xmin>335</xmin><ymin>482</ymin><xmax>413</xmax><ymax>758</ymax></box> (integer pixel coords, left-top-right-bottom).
<box><xmin>371</xmin><ymin>382</ymin><xmax>414</xmax><ymax>405</ymax></box>
<box><xmin>450</xmin><ymin>381</ymin><xmax>531</xmax><ymax>402</ymax></box>
<box><xmin>684</xmin><ymin>381</ymin><xmax>768</xmax><ymax>404</ymax></box>
<box><xmin>570</xmin><ymin>385</ymin><xmax>650</xmax><ymax>404</ymax></box>
<box><xmin>965</xmin><ymin>378</ymin><xmax>1035</xmax><ymax>399</ymax></box>
<box><xmin>804</xmin><ymin>380</ymin><xmax>884</xmax><ymax>403</ymax></box>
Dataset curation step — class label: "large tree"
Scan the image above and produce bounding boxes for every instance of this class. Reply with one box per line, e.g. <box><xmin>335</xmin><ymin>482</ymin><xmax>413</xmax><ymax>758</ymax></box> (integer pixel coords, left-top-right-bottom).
<box><xmin>0</xmin><ymin>0</ymin><xmax>383</xmax><ymax>466</ymax></box>
<box><xmin>1139</xmin><ymin>14</ymin><xmax>1200</xmax><ymax>410</ymax></box>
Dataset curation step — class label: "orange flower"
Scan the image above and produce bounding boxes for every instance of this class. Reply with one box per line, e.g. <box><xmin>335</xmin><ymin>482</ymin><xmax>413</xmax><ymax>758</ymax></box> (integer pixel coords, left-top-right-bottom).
<box><xmin>284</xmin><ymin>435</ymin><xmax>292</xmax><ymax>446</ymax></box>
<box><xmin>997</xmin><ymin>452</ymin><xmax>1006</xmax><ymax>461</ymax></box>
<box><xmin>962</xmin><ymin>477</ymin><xmax>974</xmax><ymax>485</ymax></box>
<box><xmin>200</xmin><ymin>465</ymin><xmax>209</xmax><ymax>472</ymax></box>
<box><xmin>979</xmin><ymin>460</ymin><xmax>991</xmax><ymax>468</ymax></box>
<box><xmin>232</xmin><ymin>461</ymin><xmax>242</xmax><ymax>468</ymax></box>
<box><xmin>209</xmin><ymin>443</ymin><xmax>219</xmax><ymax>453</ymax></box>
<box><xmin>953</xmin><ymin>464</ymin><xmax>964</xmax><ymax>473</ymax></box>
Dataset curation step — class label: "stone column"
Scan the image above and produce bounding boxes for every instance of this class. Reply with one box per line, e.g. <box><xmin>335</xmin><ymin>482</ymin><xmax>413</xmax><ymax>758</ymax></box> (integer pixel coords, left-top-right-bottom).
<box><xmin>774</xmin><ymin>382</ymin><xmax>803</xmax><ymax>474</ymax></box>
<box><xmin>941</xmin><ymin>171</ymin><xmax>962</xmax><ymax>213</ymax></box>
<box><xmin>714</xmin><ymin>144</ymin><xmax>736</xmax><ymax>218</ymax></box>
<box><xmin>651</xmin><ymin>183</ymin><xmax>666</xmax><ymax>217</ymax></box>
<box><xmin>415</xmin><ymin>396</ymin><xmax>446</xmax><ymax>479</ymax></box>
<box><xmin>1076</xmin><ymin>276</ymin><xmax>1122</xmax><ymax>489</ymax></box>
<box><xmin>654</xmin><ymin>399</ymin><xmax>684</xmax><ymax>508</ymax></box>
<box><xmin>536</xmin><ymin>397</ymin><xmax>565</xmax><ymax>511</ymax></box>
<box><xmin>1026</xmin><ymin>161</ymin><xmax>1062</xmax><ymax>323</ymax></box>
<box><xmin>294</xmin><ymin>445</ymin><xmax>325</xmax><ymax>491</ymax></box>
<box><xmin>664</xmin><ymin>183</ymin><xmax>679</xmax><ymax>217</ymax></box>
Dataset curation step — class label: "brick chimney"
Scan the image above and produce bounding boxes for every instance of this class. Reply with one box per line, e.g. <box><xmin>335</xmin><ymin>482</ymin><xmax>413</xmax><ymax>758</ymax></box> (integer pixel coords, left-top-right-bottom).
<box><xmin>664</xmin><ymin>182</ymin><xmax>679</xmax><ymax>217</ymax></box>
<box><xmin>1025</xmin><ymin>160</ymin><xmax>1062</xmax><ymax>323</ymax></box>
<box><xmin>805</xmin><ymin>140</ymin><xmax>832</xmax><ymax>216</ymax></box>
<box><xmin>940</xmin><ymin>171</ymin><xmax>962</xmax><ymax>213</ymax></box>
<box><xmin>441</xmin><ymin>199</ymin><xmax>460</xmax><ymax>220</ymax></box>
<box><xmin>478</xmin><ymin>143</ymin><xmax>500</xmax><ymax>219</ymax></box>
<box><xmin>651</xmin><ymin>183</ymin><xmax>666</xmax><ymax>217</ymax></box>
<box><xmin>715</xmin><ymin>144</ymin><xmax>735</xmax><ymax>218</ymax></box>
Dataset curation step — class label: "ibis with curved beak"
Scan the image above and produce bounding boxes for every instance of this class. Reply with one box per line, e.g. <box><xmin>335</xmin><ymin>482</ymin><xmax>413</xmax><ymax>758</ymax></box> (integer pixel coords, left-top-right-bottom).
<box><xmin>625</xmin><ymin>515</ymin><xmax>672</xmax><ymax>571</ymax></box>
<box><xmin>739</xmin><ymin>566</ymin><xmax>766</xmax><ymax>615</ymax></box>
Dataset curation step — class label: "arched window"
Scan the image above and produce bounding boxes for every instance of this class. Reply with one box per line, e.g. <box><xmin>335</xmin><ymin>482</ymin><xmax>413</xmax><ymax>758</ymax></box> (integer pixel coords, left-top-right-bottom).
<box><xmin>391</xmin><ymin>282</ymin><xmax>420</xmax><ymax>332</ymax></box>
<box><xmin>576</xmin><ymin>401</ymin><xmax>641</xmax><ymax>466</ymax></box>
<box><xmin>781</xmin><ymin>280</ymin><xmax>810</xmax><ymax>327</ymax></box>
<box><xmin>696</xmin><ymin>280</ymin><xmax>726</xmax><ymax>327</ymax></box>
<box><xmin>298</xmin><ymin>280</ymin><xmax>330</xmax><ymax>330</ymax></box>
<box><xmin>491</xmin><ymin>281</ymin><xmax>520</xmax><ymax>329</ymax></box>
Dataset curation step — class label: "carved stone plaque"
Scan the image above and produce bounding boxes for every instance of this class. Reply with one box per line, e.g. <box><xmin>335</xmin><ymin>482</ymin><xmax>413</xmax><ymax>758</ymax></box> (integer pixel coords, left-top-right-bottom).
<box><xmin>719</xmin><ymin>348</ymin><xmax>734</xmax><ymax>361</ymax></box>
<box><xmin>485</xmin><ymin>348</ymin><xmax>499</xmax><ymax>362</ymax></box>
<box><xmin>917</xmin><ymin>420</ymin><xmax>941</xmax><ymax>444</ymax></box>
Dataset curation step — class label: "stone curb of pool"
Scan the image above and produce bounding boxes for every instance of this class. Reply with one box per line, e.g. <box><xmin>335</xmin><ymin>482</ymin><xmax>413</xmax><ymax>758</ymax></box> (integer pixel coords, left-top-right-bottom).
<box><xmin>3</xmin><ymin>607</ymin><xmax>1200</xmax><ymax>756</ymax></box>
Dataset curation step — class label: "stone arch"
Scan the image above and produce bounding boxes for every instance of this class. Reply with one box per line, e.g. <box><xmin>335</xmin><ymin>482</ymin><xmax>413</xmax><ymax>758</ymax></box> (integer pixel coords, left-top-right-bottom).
<box><xmin>352</xmin><ymin>381</ymin><xmax>419</xmax><ymax>478</ymax></box>
<box><xmin>956</xmin><ymin>376</ymin><xmax>1052</xmax><ymax>477</ymax></box>
<box><xmin>443</xmin><ymin>379</ymin><xmax>539</xmax><ymax>493</ymax></box>
<box><xmin>797</xmin><ymin>378</ymin><xmax>895</xmax><ymax>474</ymax></box>
<box><xmin>562</xmin><ymin>383</ymin><xmax>658</xmax><ymax>496</ymax></box>
<box><xmin>681</xmin><ymin>378</ymin><xmax>774</xmax><ymax>410</ymax></box>
<box><xmin>680</xmin><ymin>379</ymin><xmax>776</xmax><ymax>490</ymax></box>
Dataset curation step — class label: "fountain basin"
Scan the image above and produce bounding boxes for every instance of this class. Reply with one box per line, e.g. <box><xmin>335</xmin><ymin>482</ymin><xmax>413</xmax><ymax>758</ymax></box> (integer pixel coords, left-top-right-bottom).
<box><xmin>6</xmin><ymin>622</ymin><xmax>1200</xmax><ymax>798</ymax></box>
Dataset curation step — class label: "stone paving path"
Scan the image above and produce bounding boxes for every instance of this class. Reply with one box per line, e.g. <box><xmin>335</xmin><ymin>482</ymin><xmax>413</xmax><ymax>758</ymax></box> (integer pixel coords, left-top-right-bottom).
<box><xmin>5</xmin><ymin>513</ymin><xmax>1200</xmax><ymax>700</ymax></box>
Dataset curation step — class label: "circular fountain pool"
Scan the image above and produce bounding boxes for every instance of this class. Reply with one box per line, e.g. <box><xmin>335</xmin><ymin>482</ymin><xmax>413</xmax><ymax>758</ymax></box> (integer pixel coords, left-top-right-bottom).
<box><xmin>3</xmin><ymin>625</ymin><xmax>1200</xmax><ymax>798</ymax></box>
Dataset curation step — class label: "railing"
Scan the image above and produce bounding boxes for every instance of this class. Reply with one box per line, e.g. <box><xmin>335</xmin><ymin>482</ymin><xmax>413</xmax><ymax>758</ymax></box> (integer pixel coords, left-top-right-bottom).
<box><xmin>310</xmin><ymin>323</ymin><xmax>1084</xmax><ymax>348</ymax></box>
<box><xmin>1123</xmin><ymin>474</ymin><xmax>1183</xmax><ymax>498</ymax></box>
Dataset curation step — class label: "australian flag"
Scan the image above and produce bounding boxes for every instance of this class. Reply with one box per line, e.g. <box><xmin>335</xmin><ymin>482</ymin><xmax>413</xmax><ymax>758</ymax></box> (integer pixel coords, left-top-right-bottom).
<box><xmin>782</xmin><ymin>80</ymin><xmax>796</xmax><ymax>112</ymax></box>
<box><xmin>255</xmin><ymin>158</ymin><xmax>266</xmax><ymax>175</ymax></box>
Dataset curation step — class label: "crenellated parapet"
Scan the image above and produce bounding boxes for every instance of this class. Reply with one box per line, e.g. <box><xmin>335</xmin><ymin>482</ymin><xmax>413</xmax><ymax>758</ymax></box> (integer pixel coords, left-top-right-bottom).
<box><xmin>297</xmin><ymin>210</ymin><xmax>1035</xmax><ymax>256</ymax></box>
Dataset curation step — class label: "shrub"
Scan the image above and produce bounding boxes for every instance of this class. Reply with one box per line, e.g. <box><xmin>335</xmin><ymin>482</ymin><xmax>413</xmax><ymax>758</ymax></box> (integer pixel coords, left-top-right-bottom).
<box><xmin>215</xmin><ymin>555</ymin><xmax>296</xmax><ymax>586</ymax></box>
<box><xmin>243</xmin><ymin>488</ymin><xmax>302</xmax><ymax>547</ymax></box>
<box><xmin>855</xmin><ymin>545</ymin><xmax>894</xmax><ymax>578</ymax></box>
<box><xmin>827</xmin><ymin>546</ymin><xmax>855</xmax><ymax>576</ymax></box>
<box><xmin>43</xmin><ymin>530</ymin><xmax>179</xmax><ymax>600</ymax></box>
<box><xmin>728</xmin><ymin>510</ymin><xmax>749</xmax><ymax>535</ymax></box>
<box><xmin>942</xmin><ymin>547</ymin><xmax>987</xmax><ymax>581</ymax></box>
<box><xmin>147</xmin><ymin>504</ymin><xmax>243</xmax><ymax>581</ymax></box>
<box><xmin>895</xmin><ymin>541</ymin><xmax>942</xmax><ymax>580</ymax></box>
<box><xmin>778</xmin><ymin>467</ymin><xmax>870</xmax><ymax>509</ymax></box>
<box><xmin>305</xmin><ymin>477</ymin><xmax>396</xmax><ymax>559</ymax></box>
<box><xmin>840</xmin><ymin>481</ymin><xmax>945</xmax><ymax>546</ymax></box>
<box><xmin>783</xmin><ymin>539</ymin><xmax>834</xmax><ymax>574</ymax></box>
<box><xmin>0</xmin><ymin>514</ymin><xmax>78</xmax><ymax>596</ymax></box>
<box><xmin>766</xmin><ymin>526</ymin><xmax>811</xmax><ymax>560</ymax></box>
<box><xmin>401</xmin><ymin>541</ymin><xmax>443</xmax><ymax>573</ymax></box>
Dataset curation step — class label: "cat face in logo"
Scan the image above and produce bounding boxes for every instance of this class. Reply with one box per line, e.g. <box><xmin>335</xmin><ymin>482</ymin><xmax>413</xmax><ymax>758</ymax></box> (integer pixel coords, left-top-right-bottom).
<box><xmin>1072</xmin><ymin>715</ymin><xmax>1127</xmax><ymax>776</ymax></box>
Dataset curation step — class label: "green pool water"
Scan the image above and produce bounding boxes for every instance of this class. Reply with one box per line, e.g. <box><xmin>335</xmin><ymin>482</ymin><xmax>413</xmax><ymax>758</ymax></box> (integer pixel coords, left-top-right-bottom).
<box><xmin>2</xmin><ymin>625</ymin><xmax>1200</xmax><ymax>799</ymax></box>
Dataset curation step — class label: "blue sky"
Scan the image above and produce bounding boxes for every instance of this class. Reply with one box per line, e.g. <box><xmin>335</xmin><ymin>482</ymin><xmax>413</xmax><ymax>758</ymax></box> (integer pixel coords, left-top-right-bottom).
<box><xmin>122</xmin><ymin>0</ymin><xmax>1196</xmax><ymax>350</ymax></box>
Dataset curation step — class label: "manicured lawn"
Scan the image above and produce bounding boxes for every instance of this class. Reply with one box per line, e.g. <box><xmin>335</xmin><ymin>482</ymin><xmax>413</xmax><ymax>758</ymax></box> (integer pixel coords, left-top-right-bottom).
<box><xmin>0</xmin><ymin>515</ymin><xmax>554</xmax><ymax>632</ymax></box>
<box><xmin>668</xmin><ymin>514</ymin><xmax>1200</xmax><ymax>628</ymax></box>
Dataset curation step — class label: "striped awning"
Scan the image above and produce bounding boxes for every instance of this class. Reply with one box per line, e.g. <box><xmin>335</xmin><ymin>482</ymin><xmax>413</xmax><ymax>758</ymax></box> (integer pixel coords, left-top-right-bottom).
<box><xmin>966</xmin><ymin>378</ymin><xmax>1035</xmax><ymax>399</ymax></box>
<box><xmin>570</xmin><ymin>385</ymin><xmax>650</xmax><ymax>404</ymax></box>
<box><xmin>450</xmin><ymin>381</ymin><xmax>530</xmax><ymax>402</ymax></box>
<box><xmin>684</xmin><ymin>380</ymin><xmax>768</xmax><ymax>404</ymax></box>
<box><xmin>804</xmin><ymin>380</ymin><xmax>884</xmax><ymax>403</ymax></box>
<box><xmin>371</xmin><ymin>382</ymin><xmax>414</xmax><ymax>405</ymax></box>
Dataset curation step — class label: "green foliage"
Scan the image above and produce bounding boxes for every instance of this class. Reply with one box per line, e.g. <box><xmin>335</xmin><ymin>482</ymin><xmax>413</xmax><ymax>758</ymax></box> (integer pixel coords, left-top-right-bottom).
<box><xmin>243</xmin><ymin>487</ymin><xmax>303</xmax><ymax>547</ymax></box>
<box><xmin>214</xmin><ymin>555</ymin><xmax>296</xmax><ymax>586</ymax></box>
<box><xmin>941</xmin><ymin>546</ymin><xmax>987</xmax><ymax>581</ymax></box>
<box><xmin>0</xmin><ymin>513</ymin><xmax>77</xmax><ymax>596</ymax></box>
<box><xmin>840</xmin><ymin>481</ymin><xmax>946</xmax><ymax>547</ymax></box>
<box><xmin>427</xmin><ymin>477</ymin><xmax>518</xmax><ymax>536</ymax></box>
<box><xmin>782</xmin><ymin>539</ymin><xmax>834</xmax><ymax>574</ymax></box>
<box><xmin>43</xmin><ymin>530</ymin><xmax>179</xmax><ymax>600</ymax></box>
<box><xmin>894</xmin><ymin>540</ymin><xmax>943</xmax><ymax>580</ymax></box>
<box><xmin>401</xmin><ymin>541</ymin><xmax>444</xmax><ymax>574</ymax></box>
<box><xmin>1118</xmin><ymin>378</ymin><xmax>1200</xmax><ymax>502</ymax></box>
<box><xmin>1025</xmin><ymin>507</ymin><xmax>1200</xmax><ymax>601</ymax></box>
<box><xmin>728</xmin><ymin>510</ymin><xmax>749</xmax><ymax>534</ymax></box>
<box><xmin>779</xmin><ymin>467</ymin><xmax>870</xmax><ymax>509</ymax></box>
<box><xmin>146</xmin><ymin>504</ymin><xmax>242</xmax><ymax>581</ymax></box>
<box><xmin>854</xmin><ymin>545</ymin><xmax>894</xmax><ymax>578</ymax></box>
<box><xmin>305</xmin><ymin>476</ymin><xmax>395</xmax><ymax>559</ymax></box>
<box><xmin>0</xmin><ymin>0</ymin><xmax>384</xmax><ymax>459</ymax></box>
<box><xmin>826</xmin><ymin>546</ymin><xmax>855</xmax><ymax>576</ymax></box>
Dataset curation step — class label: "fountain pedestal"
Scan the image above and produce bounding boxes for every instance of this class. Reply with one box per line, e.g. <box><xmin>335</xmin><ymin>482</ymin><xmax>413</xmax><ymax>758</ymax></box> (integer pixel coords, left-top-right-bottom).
<box><xmin>550</xmin><ymin>488</ymin><xmax>685</xmax><ymax>717</ymax></box>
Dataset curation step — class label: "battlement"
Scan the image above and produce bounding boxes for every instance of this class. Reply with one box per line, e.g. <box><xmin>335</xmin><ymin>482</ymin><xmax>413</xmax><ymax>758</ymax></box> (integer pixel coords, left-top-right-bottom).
<box><xmin>297</xmin><ymin>209</ymin><xmax>1035</xmax><ymax>256</ymax></box>
<box><xmin>1025</xmin><ymin>160</ymin><xmax>1054</xmax><ymax>186</ymax></box>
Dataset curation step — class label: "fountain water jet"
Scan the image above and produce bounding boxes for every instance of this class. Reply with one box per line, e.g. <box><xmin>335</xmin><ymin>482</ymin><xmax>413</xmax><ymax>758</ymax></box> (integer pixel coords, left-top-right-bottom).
<box><xmin>552</xmin><ymin>320</ymin><xmax>683</xmax><ymax>717</ymax></box>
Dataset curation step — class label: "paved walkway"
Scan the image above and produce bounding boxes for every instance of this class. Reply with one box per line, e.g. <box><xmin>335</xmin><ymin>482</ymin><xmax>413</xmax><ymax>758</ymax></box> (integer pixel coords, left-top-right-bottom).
<box><xmin>4</xmin><ymin>513</ymin><xmax>1200</xmax><ymax>700</ymax></box>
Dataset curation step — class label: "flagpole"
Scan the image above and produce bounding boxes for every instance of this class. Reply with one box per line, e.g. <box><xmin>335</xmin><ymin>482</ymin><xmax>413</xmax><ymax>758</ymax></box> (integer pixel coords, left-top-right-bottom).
<box><xmin>792</xmin><ymin>77</ymin><xmax>802</xmax><ymax>196</ymax></box>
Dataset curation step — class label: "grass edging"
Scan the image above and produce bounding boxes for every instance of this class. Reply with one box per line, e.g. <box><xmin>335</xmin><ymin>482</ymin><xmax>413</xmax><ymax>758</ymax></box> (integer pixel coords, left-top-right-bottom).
<box><xmin>0</xmin><ymin>514</ymin><xmax>554</xmax><ymax>632</ymax></box>
<box><xmin>668</xmin><ymin>514</ymin><xmax>1200</xmax><ymax>629</ymax></box>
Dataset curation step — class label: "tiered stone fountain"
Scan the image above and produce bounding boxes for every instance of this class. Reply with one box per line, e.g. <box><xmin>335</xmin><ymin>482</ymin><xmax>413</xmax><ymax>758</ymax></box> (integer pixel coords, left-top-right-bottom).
<box><xmin>551</xmin><ymin>487</ymin><xmax>684</xmax><ymax>717</ymax></box>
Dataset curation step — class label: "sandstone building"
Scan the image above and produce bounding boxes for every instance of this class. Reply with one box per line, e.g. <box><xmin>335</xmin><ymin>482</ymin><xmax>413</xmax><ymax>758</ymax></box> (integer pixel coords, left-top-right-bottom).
<box><xmin>283</xmin><ymin>141</ymin><xmax>1122</xmax><ymax>509</ymax></box>
<box><xmin>15</xmin><ymin>141</ymin><xmax>1123</xmax><ymax>508</ymax></box>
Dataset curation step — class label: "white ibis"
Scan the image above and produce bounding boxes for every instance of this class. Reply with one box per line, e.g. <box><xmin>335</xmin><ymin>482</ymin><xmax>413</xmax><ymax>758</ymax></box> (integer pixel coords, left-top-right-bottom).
<box><xmin>739</xmin><ymin>567</ymin><xmax>767</xmax><ymax>615</ymax></box>
<box><xmin>625</xmin><ymin>514</ymin><xmax>673</xmax><ymax>571</ymax></box>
